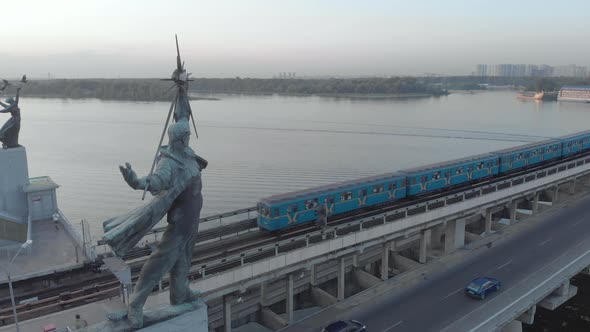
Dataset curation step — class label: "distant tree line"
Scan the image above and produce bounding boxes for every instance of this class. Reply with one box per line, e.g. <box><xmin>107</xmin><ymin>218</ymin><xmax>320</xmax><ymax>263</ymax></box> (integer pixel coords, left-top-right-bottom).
<box><xmin>17</xmin><ymin>77</ymin><xmax>448</xmax><ymax>101</ymax></box>
<box><xmin>17</xmin><ymin>76</ymin><xmax>588</xmax><ymax>102</ymax></box>
<box><xmin>23</xmin><ymin>79</ymin><xmax>175</xmax><ymax>101</ymax></box>
<box><xmin>189</xmin><ymin>77</ymin><xmax>448</xmax><ymax>96</ymax></box>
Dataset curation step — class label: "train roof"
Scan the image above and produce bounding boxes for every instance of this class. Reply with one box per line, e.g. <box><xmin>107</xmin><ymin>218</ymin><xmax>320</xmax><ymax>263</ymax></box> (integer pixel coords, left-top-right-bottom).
<box><xmin>398</xmin><ymin>152</ymin><xmax>496</xmax><ymax>174</ymax></box>
<box><xmin>557</xmin><ymin>129</ymin><xmax>590</xmax><ymax>140</ymax></box>
<box><xmin>490</xmin><ymin>138</ymin><xmax>560</xmax><ymax>155</ymax></box>
<box><xmin>260</xmin><ymin>172</ymin><xmax>405</xmax><ymax>204</ymax></box>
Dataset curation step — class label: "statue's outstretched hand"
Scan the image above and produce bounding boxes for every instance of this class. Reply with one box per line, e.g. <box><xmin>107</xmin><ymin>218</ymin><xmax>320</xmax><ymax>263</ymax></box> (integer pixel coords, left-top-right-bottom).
<box><xmin>119</xmin><ymin>162</ymin><xmax>139</xmax><ymax>189</ymax></box>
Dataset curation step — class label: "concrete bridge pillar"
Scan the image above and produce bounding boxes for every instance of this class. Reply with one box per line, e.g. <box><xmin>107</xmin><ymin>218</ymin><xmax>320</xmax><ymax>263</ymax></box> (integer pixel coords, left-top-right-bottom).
<box><xmin>484</xmin><ymin>209</ymin><xmax>493</xmax><ymax>234</ymax></box>
<box><xmin>444</xmin><ymin>219</ymin><xmax>465</xmax><ymax>253</ymax></box>
<box><xmin>569</xmin><ymin>179</ymin><xmax>576</xmax><ymax>195</ymax></box>
<box><xmin>501</xmin><ymin>320</ymin><xmax>523</xmax><ymax>332</ymax></box>
<box><xmin>338</xmin><ymin>258</ymin><xmax>346</xmax><ymax>301</ymax></box>
<box><xmin>517</xmin><ymin>305</ymin><xmax>536</xmax><ymax>325</ymax></box>
<box><xmin>430</xmin><ymin>224</ymin><xmax>445</xmax><ymax>250</ymax></box>
<box><xmin>287</xmin><ymin>274</ymin><xmax>294</xmax><ymax>322</ymax></box>
<box><xmin>509</xmin><ymin>201</ymin><xmax>517</xmax><ymax>223</ymax></box>
<box><xmin>419</xmin><ymin>229</ymin><xmax>432</xmax><ymax>264</ymax></box>
<box><xmin>381</xmin><ymin>242</ymin><xmax>391</xmax><ymax>280</ymax></box>
<box><xmin>260</xmin><ymin>281</ymin><xmax>269</xmax><ymax>306</ymax></box>
<box><xmin>310</xmin><ymin>263</ymin><xmax>317</xmax><ymax>286</ymax></box>
<box><xmin>553</xmin><ymin>185</ymin><xmax>559</xmax><ymax>204</ymax></box>
<box><xmin>223</xmin><ymin>295</ymin><xmax>233</xmax><ymax>332</ymax></box>
<box><xmin>532</xmin><ymin>192</ymin><xmax>540</xmax><ymax>215</ymax></box>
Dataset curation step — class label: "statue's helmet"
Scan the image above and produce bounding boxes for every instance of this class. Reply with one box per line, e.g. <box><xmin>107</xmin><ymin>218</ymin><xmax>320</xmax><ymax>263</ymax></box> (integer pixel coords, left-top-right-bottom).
<box><xmin>5</xmin><ymin>97</ymin><xmax>15</xmax><ymax>104</ymax></box>
<box><xmin>167</xmin><ymin>120</ymin><xmax>191</xmax><ymax>142</ymax></box>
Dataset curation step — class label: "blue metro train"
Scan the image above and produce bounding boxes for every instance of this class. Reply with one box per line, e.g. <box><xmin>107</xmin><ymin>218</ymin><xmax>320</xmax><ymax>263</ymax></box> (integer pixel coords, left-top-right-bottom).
<box><xmin>257</xmin><ymin>130</ymin><xmax>590</xmax><ymax>232</ymax></box>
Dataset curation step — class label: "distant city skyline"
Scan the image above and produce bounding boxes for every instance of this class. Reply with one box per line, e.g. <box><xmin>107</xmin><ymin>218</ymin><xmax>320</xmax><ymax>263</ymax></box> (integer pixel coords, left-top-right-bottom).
<box><xmin>1</xmin><ymin>0</ymin><xmax>589</xmax><ymax>79</ymax></box>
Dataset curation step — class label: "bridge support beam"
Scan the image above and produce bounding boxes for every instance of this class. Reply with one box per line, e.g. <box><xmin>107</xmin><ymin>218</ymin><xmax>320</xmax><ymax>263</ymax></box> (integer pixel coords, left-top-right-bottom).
<box><xmin>353</xmin><ymin>268</ymin><xmax>381</xmax><ymax>289</ymax></box>
<box><xmin>259</xmin><ymin>307</ymin><xmax>288</xmax><ymax>331</ymax></box>
<box><xmin>419</xmin><ymin>229</ymin><xmax>431</xmax><ymax>263</ymax></box>
<box><xmin>310</xmin><ymin>286</ymin><xmax>338</xmax><ymax>307</ymax></box>
<box><xmin>501</xmin><ymin>320</ymin><xmax>523</xmax><ymax>332</ymax></box>
<box><xmin>338</xmin><ymin>258</ymin><xmax>345</xmax><ymax>301</ymax></box>
<box><xmin>286</xmin><ymin>274</ymin><xmax>294</xmax><ymax>322</ymax></box>
<box><xmin>538</xmin><ymin>281</ymin><xmax>577</xmax><ymax>310</ymax></box>
<box><xmin>517</xmin><ymin>305</ymin><xmax>536</xmax><ymax>325</ymax></box>
<box><xmin>509</xmin><ymin>201</ymin><xmax>518</xmax><ymax>223</ymax></box>
<box><xmin>309</xmin><ymin>263</ymin><xmax>317</xmax><ymax>286</ymax></box>
<box><xmin>444</xmin><ymin>219</ymin><xmax>465</xmax><ymax>253</ymax></box>
<box><xmin>223</xmin><ymin>295</ymin><xmax>233</xmax><ymax>332</ymax></box>
<box><xmin>260</xmin><ymin>281</ymin><xmax>269</xmax><ymax>307</ymax></box>
<box><xmin>484</xmin><ymin>209</ymin><xmax>493</xmax><ymax>234</ymax></box>
<box><xmin>381</xmin><ymin>242</ymin><xmax>391</xmax><ymax>280</ymax></box>
<box><xmin>532</xmin><ymin>192</ymin><xmax>540</xmax><ymax>214</ymax></box>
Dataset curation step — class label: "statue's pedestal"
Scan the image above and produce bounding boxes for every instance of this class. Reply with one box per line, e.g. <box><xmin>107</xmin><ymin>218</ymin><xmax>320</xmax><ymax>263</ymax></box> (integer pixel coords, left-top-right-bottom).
<box><xmin>80</xmin><ymin>299</ymin><xmax>208</xmax><ymax>332</ymax></box>
<box><xmin>0</xmin><ymin>146</ymin><xmax>29</xmax><ymax>222</ymax></box>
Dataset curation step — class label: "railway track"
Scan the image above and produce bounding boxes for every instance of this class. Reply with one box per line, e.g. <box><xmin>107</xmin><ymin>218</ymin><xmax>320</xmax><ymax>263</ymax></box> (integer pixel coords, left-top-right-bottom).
<box><xmin>1</xmin><ymin>152</ymin><xmax>588</xmax><ymax>325</ymax></box>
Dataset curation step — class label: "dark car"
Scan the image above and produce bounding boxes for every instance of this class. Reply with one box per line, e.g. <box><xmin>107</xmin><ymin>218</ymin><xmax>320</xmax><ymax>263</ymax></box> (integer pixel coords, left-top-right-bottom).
<box><xmin>465</xmin><ymin>276</ymin><xmax>501</xmax><ymax>299</ymax></box>
<box><xmin>322</xmin><ymin>320</ymin><xmax>366</xmax><ymax>332</ymax></box>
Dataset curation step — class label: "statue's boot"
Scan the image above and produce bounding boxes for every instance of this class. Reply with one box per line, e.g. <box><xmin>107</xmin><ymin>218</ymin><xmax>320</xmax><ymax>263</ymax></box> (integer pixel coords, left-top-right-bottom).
<box><xmin>170</xmin><ymin>288</ymin><xmax>201</xmax><ymax>305</ymax></box>
<box><xmin>127</xmin><ymin>305</ymin><xmax>144</xmax><ymax>328</ymax></box>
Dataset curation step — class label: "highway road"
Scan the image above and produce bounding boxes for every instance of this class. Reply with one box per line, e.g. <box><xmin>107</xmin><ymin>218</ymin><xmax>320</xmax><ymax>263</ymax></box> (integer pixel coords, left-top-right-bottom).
<box><xmin>283</xmin><ymin>192</ymin><xmax>590</xmax><ymax>332</ymax></box>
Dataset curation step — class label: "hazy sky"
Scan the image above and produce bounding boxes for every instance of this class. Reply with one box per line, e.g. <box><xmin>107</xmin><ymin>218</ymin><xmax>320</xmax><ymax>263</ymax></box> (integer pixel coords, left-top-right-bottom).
<box><xmin>1</xmin><ymin>0</ymin><xmax>589</xmax><ymax>78</ymax></box>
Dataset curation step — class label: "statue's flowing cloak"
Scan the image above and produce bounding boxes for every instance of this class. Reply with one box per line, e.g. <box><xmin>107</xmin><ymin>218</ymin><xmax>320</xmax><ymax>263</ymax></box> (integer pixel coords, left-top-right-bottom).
<box><xmin>102</xmin><ymin>148</ymin><xmax>196</xmax><ymax>257</ymax></box>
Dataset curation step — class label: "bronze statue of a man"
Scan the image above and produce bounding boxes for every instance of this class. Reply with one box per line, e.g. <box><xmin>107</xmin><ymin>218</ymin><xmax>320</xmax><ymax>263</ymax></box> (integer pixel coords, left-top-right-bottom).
<box><xmin>0</xmin><ymin>87</ymin><xmax>21</xmax><ymax>149</ymax></box>
<box><xmin>103</xmin><ymin>120</ymin><xmax>205</xmax><ymax>328</ymax></box>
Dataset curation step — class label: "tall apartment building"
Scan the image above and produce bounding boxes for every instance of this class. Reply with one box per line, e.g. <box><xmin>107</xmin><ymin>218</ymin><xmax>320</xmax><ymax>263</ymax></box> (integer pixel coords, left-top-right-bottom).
<box><xmin>474</xmin><ymin>63</ymin><xmax>586</xmax><ymax>78</ymax></box>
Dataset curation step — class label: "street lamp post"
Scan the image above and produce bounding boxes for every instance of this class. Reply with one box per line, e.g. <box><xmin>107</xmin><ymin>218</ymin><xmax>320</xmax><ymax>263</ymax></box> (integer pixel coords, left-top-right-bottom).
<box><xmin>0</xmin><ymin>239</ymin><xmax>32</xmax><ymax>332</ymax></box>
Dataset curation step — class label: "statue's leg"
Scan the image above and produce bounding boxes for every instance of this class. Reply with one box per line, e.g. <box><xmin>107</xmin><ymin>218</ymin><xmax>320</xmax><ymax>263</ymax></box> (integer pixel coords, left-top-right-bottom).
<box><xmin>127</xmin><ymin>224</ymin><xmax>183</xmax><ymax>327</ymax></box>
<box><xmin>169</xmin><ymin>219</ymin><xmax>200</xmax><ymax>304</ymax></box>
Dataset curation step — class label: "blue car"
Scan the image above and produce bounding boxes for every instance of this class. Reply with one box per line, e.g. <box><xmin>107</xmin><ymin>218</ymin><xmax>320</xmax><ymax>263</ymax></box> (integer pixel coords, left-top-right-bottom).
<box><xmin>465</xmin><ymin>277</ymin><xmax>501</xmax><ymax>300</ymax></box>
<box><xmin>322</xmin><ymin>320</ymin><xmax>366</xmax><ymax>332</ymax></box>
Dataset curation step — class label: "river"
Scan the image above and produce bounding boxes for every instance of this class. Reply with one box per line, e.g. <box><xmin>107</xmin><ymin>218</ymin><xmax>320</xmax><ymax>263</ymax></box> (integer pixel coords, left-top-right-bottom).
<box><xmin>13</xmin><ymin>91</ymin><xmax>590</xmax><ymax>238</ymax></box>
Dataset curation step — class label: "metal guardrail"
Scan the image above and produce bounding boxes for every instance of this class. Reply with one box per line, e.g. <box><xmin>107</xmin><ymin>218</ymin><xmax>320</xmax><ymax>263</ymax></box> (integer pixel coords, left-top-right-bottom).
<box><xmin>192</xmin><ymin>155</ymin><xmax>590</xmax><ymax>279</ymax></box>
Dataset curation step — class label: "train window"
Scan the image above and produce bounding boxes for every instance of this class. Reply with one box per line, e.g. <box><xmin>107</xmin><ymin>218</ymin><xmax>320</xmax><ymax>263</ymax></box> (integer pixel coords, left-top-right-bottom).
<box><xmin>433</xmin><ymin>172</ymin><xmax>440</xmax><ymax>180</ymax></box>
<box><xmin>359</xmin><ymin>189</ymin><xmax>367</xmax><ymax>197</ymax></box>
<box><xmin>324</xmin><ymin>196</ymin><xmax>334</xmax><ymax>205</ymax></box>
<box><xmin>456</xmin><ymin>168</ymin><xmax>463</xmax><ymax>175</ymax></box>
<box><xmin>477</xmin><ymin>162</ymin><xmax>484</xmax><ymax>170</ymax></box>
<box><xmin>287</xmin><ymin>204</ymin><xmax>298</xmax><ymax>213</ymax></box>
<box><xmin>259</xmin><ymin>206</ymin><xmax>269</xmax><ymax>217</ymax></box>
<box><xmin>373</xmin><ymin>185</ymin><xmax>384</xmax><ymax>193</ymax></box>
<box><xmin>340</xmin><ymin>192</ymin><xmax>353</xmax><ymax>201</ymax></box>
<box><xmin>305</xmin><ymin>199</ymin><xmax>319</xmax><ymax>210</ymax></box>
<box><xmin>518</xmin><ymin>153</ymin><xmax>524</xmax><ymax>160</ymax></box>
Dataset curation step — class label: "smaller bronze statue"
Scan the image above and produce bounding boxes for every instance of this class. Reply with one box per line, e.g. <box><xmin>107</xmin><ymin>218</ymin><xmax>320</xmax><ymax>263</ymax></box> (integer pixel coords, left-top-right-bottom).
<box><xmin>0</xmin><ymin>87</ymin><xmax>21</xmax><ymax>149</ymax></box>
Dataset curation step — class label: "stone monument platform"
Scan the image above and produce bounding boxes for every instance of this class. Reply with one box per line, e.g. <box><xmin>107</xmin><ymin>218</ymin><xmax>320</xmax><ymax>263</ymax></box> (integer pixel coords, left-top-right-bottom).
<box><xmin>0</xmin><ymin>146</ymin><xmax>29</xmax><ymax>224</ymax></box>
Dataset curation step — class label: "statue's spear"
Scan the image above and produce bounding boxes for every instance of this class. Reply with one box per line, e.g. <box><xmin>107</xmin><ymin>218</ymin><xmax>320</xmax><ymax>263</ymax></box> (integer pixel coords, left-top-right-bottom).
<box><xmin>141</xmin><ymin>35</ymin><xmax>199</xmax><ymax>200</ymax></box>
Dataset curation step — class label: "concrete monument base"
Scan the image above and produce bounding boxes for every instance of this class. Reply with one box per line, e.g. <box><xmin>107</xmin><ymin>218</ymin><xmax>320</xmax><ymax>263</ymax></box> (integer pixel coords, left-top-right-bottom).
<box><xmin>78</xmin><ymin>299</ymin><xmax>208</xmax><ymax>332</ymax></box>
<box><xmin>0</xmin><ymin>146</ymin><xmax>29</xmax><ymax>223</ymax></box>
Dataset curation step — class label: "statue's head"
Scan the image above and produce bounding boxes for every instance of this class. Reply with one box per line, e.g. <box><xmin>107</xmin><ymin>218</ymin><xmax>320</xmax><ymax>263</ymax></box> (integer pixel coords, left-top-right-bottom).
<box><xmin>168</xmin><ymin>120</ymin><xmax>191</xmax><ymax>149</ymax></box>
<box><xmin>5</xmin><ymin>97</ymin><xmax>15</xmax><ymax>104</ymax></box>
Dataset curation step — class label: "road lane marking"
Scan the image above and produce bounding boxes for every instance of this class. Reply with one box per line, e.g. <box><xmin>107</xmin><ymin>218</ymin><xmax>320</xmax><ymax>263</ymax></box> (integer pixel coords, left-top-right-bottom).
<box><xmin>573</xmin><ymin>219</ymin><xmax>584</xmax><ymax>227</ymax></box>
<box><xmin>383</xmin><ymin>320</ymin><xmax>404</xmax><ymax>332</ymax></box>
<box><xmin>538</xmin><ymin>238</ymin><xmax>552</xmax><ymax>246</ymax></box>
<box><xmin>576</xmin><ymin>241</ymin><xmax>585</xmax><ymax>247</ymax></box>
<box><xmin>496</xmin><ymin>260</ymin><xmax>513</xmax><ymax>270</ymax></box>
<box><xmin>443</xmin><ymin>288</ymin><xmax>463</xmax><ymax>299</ymax></box>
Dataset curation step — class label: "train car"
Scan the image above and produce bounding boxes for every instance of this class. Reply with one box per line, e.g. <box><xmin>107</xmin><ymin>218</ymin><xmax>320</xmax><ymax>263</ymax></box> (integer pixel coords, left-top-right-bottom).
<box><xmin>257</xmin><ymin>172</ymin><xmax>407</xmax><ymax>231</ymax></box>
<box><xmin>559</xmin><ymin>130</ymin><xmax>590</xmax><ymax>157</ymax></box>
<box><xmin>399</xmin><ymin>153</ymin><xmax>499</xmax><ymax>196</ymax></box>
<box><xmin>491</xmin><ymin>139</ymin><xmax>561</xmax><ymax>174</ymax></box>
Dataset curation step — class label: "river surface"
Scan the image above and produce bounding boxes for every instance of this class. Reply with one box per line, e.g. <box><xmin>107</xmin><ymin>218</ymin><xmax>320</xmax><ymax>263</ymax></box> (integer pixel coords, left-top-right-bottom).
<box><xmin>12</xmin><ymin>91</ymin><xmax>590</xmax><ymax>238</ymax></box>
